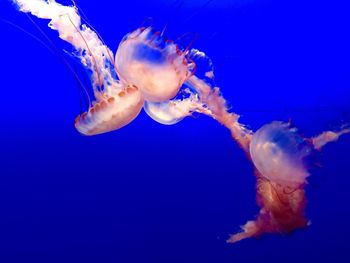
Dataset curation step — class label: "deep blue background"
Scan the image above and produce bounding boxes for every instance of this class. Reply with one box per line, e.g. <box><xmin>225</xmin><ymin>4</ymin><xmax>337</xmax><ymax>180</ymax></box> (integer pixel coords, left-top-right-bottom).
<box><xmin>1</xmin><ymin>0</ymin><xmax>350</xmax><ymax>262</ymax></box>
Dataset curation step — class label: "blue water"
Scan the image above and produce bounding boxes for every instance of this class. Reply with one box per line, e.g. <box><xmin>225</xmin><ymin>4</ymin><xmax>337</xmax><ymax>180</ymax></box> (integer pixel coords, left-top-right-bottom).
<box><xmin>1</xmin><ymin>0</ymin><xmax>350</xmax><ymax>262</ymax></box>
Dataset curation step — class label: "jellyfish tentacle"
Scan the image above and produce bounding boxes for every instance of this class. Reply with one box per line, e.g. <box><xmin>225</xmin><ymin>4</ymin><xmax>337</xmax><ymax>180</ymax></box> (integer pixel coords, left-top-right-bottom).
<box><xmin>63</xmin><ymin>14</ymin><xmax>103</xmax><ymax>90</ymax></box>
<box><xmin>312</xmin><ymin>128</ymin><xmax>350</xmax><ymax>150</ymax></box>
<box><xmin>16</xmin><ymin>13</ymin><xmax>93</xmax><ymax>108</ymax></box>
<box><xmin>71</xmin><ymin>1</ymin><xmax>117</xmax><ymax>81</ymax></box>
<box><xmin>186</xmin><ymin>75</ymin><xmax>253</xmax><ymax>152</ymax></box>
<box><xmin>176</xmin><ymin>32</ymin><xmax>199</xmax><ymax>54</ymax></box>
<box><xmin>228</xmin><ymin>173</ymin><xmax>308</xmax><ymax>243</ymax></box>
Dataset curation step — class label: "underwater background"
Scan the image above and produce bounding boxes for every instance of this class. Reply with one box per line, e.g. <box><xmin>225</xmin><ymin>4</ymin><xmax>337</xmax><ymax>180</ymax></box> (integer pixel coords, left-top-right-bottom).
<box><xmin>0</xmin><ymin>0</ymin><xmax>350</xmax><ymax>262</ymax></box>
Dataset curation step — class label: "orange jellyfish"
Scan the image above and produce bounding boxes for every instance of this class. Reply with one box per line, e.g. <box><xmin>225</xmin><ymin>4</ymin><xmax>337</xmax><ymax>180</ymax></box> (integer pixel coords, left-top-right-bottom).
<box><xmin>227</xmin><ymin>122</ymin><xmax>349</xmax><ymax>243</ymax></box>
<box><xmin>227</xmin><ymin>122</ymin><xmax>311</xmax><ymax>242</ymax></box>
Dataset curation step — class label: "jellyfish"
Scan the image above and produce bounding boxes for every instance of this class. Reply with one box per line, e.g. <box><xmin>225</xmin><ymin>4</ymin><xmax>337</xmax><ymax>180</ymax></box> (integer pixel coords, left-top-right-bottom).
<box><xmin>250</xmin><ymin>122</ymin><xmax>312</xmax><ymax>187</ymax></box>
<box><xmin>115</xmin><ymin>27</ymin><xmax>190</xmax><ymax>103</ymax></box>
<box><xmin>11</xmin><ymin>0</ymin><xmax>145</xmax><ymax>135</ymax></box>
<box><xmin>227</xmin><ymin>122</ymin><xmax>350</xmax><ymax>243</ymax></box>
<box><xmin>12</xmin><ymin>0</ymin><xmax>350</xmax><ymax>244</ymax></box>
<box><xmin>12</xmin><ymin>0</ymin><xmax>193</xmax><ymax>135</ymax></box>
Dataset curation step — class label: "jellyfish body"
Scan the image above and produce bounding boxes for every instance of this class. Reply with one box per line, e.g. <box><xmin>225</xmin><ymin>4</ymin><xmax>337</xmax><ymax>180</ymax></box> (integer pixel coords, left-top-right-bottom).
<box><xmin>75</xmin><ymin>85</ymin><xmax>144</xmax><ymax>135</ymax></box>
<box><xmin>144</xmin><ymin>100</ymin><xmax>192</xmax><ymax>125</ymax></box>
<box><xmin>250</xmin><ymin>121</ymin><xmax>311</xmax><ymax>187</ymax></box>
<box><xmin>228</xmin><ymin>122</ymin><xmax>311</xmax><ymax>243</ymax></box>
<box><xmin>115</xmin><ymin>27</ymin><xmax>190</xmax><ymax>103</ymax></box>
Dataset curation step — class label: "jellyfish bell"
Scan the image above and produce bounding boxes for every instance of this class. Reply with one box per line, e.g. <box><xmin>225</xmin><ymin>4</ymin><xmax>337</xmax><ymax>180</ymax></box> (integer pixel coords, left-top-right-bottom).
<box><xmin>115</xmin><ymin>27</ymin><xmax>191</xmax><ymax>103</ymax></box>
<box><xmin>75</xmin><ymin>85</ymin><xmax>144</xmax><ymax>135</ymax></box>
<box><xmin>143</xmin><ymin>92</ymin><xmax>201</xmax><ymax>125</ymax></box>
<box><xmin>144</xmin><ymin>101</ymin><xmax>186</xmax><ymax>125</ymax></box>
<box><xmin>250</xmin><ymin>121</ymin><xmax>312</xmax><ymax>188</ymax></box>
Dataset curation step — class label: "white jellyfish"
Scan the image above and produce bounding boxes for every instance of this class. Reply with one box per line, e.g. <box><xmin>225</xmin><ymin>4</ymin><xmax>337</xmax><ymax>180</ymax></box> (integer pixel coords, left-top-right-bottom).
<box><xmin>250</xmin><ymin>121</ymin><xmax>311</xmax><ymax>187</ymax></box>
